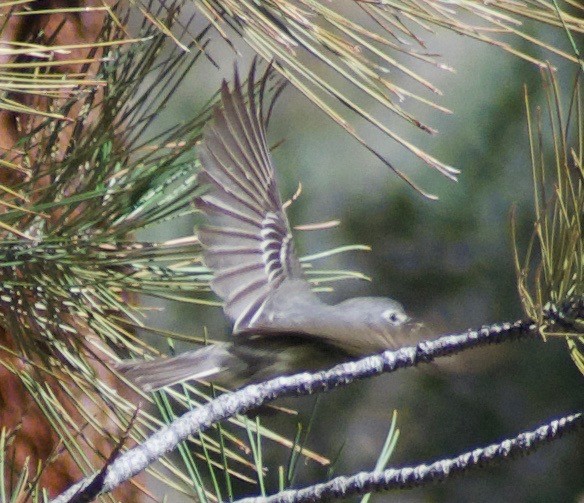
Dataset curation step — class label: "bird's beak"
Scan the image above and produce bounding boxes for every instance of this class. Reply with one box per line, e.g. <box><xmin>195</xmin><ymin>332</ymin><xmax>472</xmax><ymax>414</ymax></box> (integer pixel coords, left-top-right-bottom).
<box><xmin>404</xmin><ymin>320</ymin><xmax>425</xmax><ymax>335</ymax></box>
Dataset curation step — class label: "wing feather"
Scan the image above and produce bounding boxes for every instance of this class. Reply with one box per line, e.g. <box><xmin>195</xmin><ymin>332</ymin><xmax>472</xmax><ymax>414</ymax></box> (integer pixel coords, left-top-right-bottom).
<box><xmin>195</xmin><ymin>67</ymin><xmax>306</xmax><ymax>332</ymax></box>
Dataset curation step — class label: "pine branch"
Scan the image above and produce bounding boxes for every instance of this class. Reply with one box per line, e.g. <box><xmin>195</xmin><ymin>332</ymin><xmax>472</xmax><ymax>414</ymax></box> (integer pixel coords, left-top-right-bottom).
<box><xmin>51</xmin><ymin>318</ymin><xmax>539</xmax><ymax>503</ymax></box>
<box><xmin>190</xmin><ymin>0</ymin><xmax>584</xmax><ymax>195</ymax></box>
<box><xmin>234</xmin><ymin>412</ymin><xmax>584</xmax><ymax>503</ymax></box>
<box><xmin>515</xmin><ymin>67</ymin><xmax>584</xmax><ymax>374</ymax></box>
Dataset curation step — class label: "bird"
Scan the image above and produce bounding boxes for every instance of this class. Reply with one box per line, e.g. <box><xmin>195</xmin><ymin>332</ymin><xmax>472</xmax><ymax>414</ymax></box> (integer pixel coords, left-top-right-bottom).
<box><xmin>117</xmin><ymin>65</ymin><xmax>416</xmax><ymax>392</ymax></box>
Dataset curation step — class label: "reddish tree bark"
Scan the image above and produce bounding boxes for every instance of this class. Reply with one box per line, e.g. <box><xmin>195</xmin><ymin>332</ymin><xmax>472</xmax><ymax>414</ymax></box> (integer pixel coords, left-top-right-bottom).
<box><xmin>0</xmin><ymin>2</ymin><xmax>142</xmax><ymax>499</ymax></box>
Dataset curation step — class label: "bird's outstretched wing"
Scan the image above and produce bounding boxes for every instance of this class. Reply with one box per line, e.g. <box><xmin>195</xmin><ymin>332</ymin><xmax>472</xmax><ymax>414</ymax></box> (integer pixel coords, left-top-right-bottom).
<box><xmin>195</xmin><ymin>66</ymin><xmax>307</xmax><ymax>333</ymax></box>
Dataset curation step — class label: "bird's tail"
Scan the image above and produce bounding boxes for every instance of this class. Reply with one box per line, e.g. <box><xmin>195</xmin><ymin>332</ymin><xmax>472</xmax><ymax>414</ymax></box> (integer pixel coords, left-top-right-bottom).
<box><xmin>115</xmin><ymin>344</ymin><xmax>241</xmax><ymax>392</ymax></box>
<box><xmin>116</xmin><ymin>336</ymin><xmax>351</xmax><ymax>392</ymax></box>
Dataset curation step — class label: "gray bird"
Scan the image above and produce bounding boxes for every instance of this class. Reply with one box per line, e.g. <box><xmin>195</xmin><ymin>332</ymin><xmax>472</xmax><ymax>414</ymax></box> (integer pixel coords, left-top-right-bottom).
<box><xmin>117</xmin><ymin>67</ymin><xmax>415</xmax><ymax>391</ymax></box>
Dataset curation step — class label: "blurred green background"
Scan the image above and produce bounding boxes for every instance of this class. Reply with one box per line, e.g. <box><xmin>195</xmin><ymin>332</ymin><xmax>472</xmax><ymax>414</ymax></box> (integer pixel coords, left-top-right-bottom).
<box><xmin>141</xmin><ymin>18</ymin><xmax>583</xmax><ymax>503</ymax></box>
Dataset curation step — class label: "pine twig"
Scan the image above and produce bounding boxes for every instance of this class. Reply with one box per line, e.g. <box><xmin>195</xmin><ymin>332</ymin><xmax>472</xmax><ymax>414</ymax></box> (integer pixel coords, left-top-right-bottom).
<box><xmin>51</xmin><ymin>319</ymin><xmax>537</xmax><ymax>502</ymax></box>
<box><xmin>234</xmin><ymin>412</ymin><xmax>584</xmax><ymax>503</ymax></box>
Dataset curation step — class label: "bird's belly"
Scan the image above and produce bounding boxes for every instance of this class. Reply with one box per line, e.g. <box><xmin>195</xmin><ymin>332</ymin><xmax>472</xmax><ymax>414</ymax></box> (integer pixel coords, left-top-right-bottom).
<box><xmin>230</xmin><ymin>332</ymin><xmax>352</xmax><ymax>382</ymax></box>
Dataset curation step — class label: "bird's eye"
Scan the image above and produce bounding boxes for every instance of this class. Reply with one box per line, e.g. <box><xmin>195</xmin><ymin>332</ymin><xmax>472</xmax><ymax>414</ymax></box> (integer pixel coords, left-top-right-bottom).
<box><xmin>383</xmin><ymin>310</ymin><xmax>404</xmax><ymax>325</ymax></box>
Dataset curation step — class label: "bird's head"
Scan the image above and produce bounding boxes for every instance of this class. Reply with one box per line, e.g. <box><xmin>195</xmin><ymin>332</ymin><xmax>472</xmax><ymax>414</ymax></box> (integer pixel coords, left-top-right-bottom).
<box><xmin>337</xmin><ymin>297</ymin><xmax>409</xmax><ymax>325</ymax></box>
<box><xmin>335</xmin><ymin>296</ymin><xmax>420</xmax><ymax>349</ymax></box>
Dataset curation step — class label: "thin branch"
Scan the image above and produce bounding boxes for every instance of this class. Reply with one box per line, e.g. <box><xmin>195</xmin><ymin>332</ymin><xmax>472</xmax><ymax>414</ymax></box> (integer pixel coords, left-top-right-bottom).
<box><xmin>235</xmin><ymin>412</ymin><xmax>584</xmax><ymax>503</ymax></box>
<box><xmin>51</xmin><ymin>319</ymin><xmax>537</xmax><ymax>503</ymax></box>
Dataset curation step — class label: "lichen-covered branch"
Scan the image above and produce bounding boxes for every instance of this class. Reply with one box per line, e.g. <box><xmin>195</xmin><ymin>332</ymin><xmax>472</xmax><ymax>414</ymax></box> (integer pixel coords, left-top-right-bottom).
<box><xmin>235</xmin><ymin>412</ymin><xmax>584</xmax><ymax>503</ymax></box>
<box><xmin>52</xmin><ymin>319</ymin><xmax>537</xmax><ymax>502</ymax></box>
